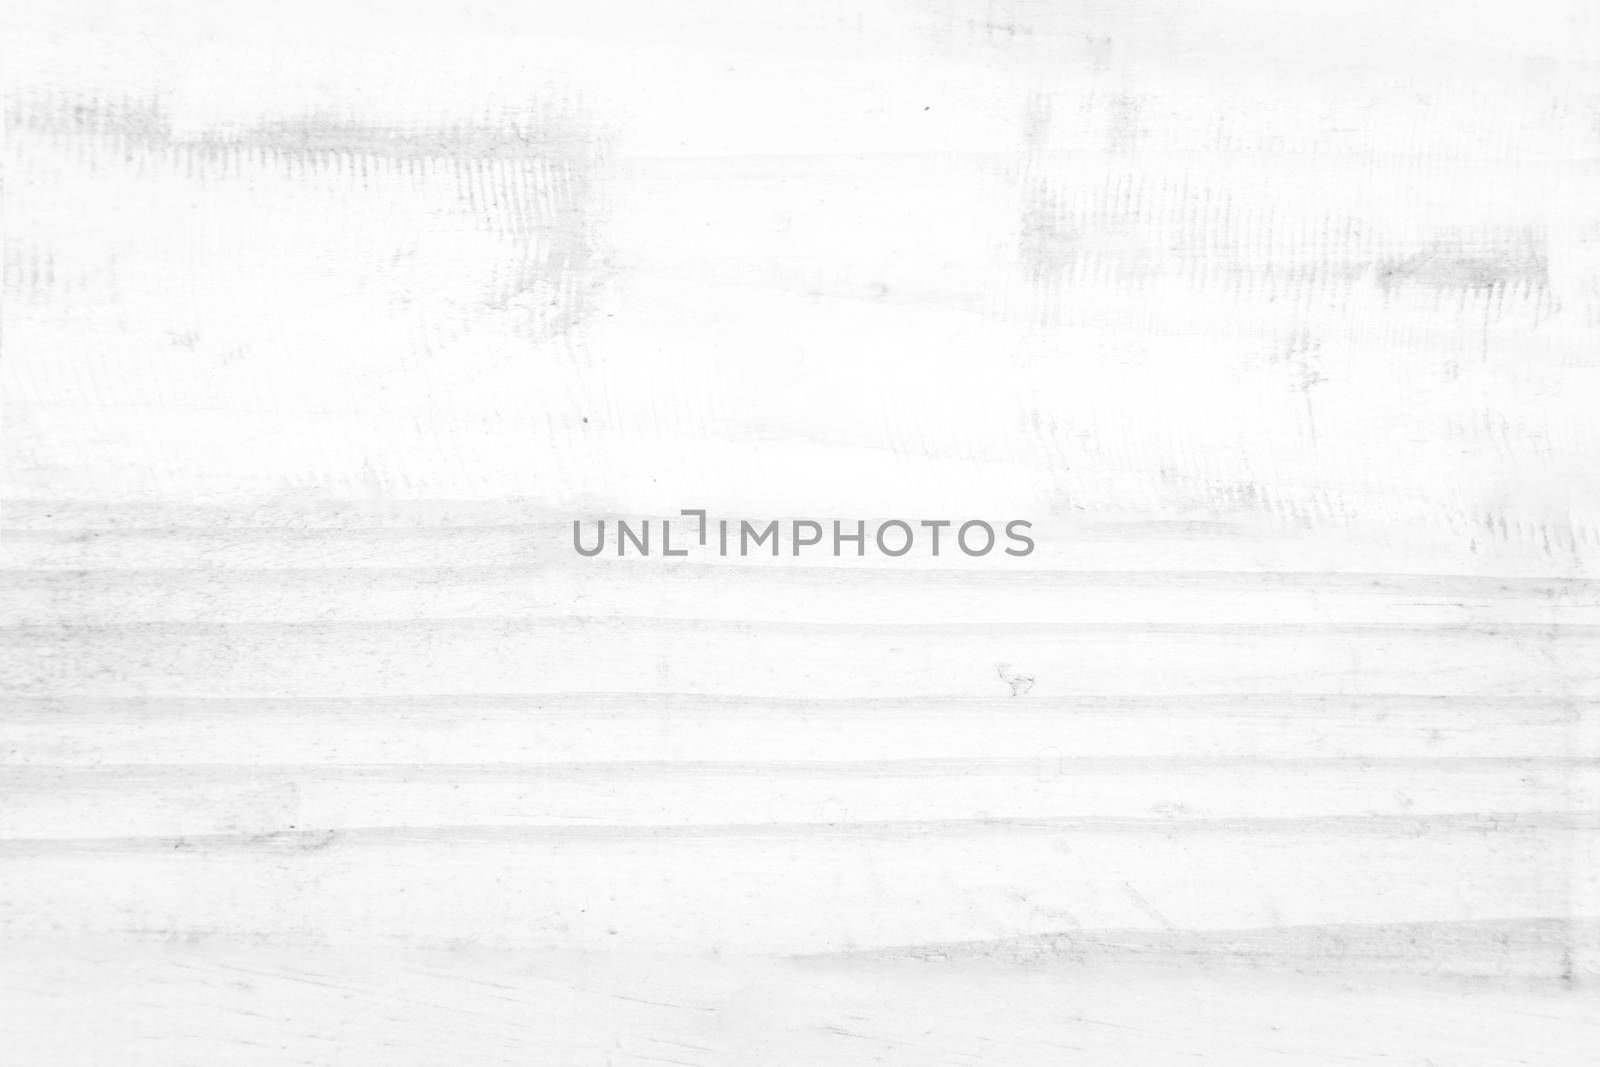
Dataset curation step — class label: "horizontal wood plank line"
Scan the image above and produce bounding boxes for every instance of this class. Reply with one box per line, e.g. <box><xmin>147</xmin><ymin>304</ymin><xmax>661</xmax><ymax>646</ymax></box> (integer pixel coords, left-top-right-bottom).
<box><xmin>3</xmin><ymin>566</ymin><xmax>1597</xmax><ymax>588</ymax></box>
<box><xmin>3</xmin><ymin>618</ymin><xmax>1596</xmax><ymax>635</ymax></box>
<box><xmin>4</xmin><ymin>810</ymin><xmax>1595</xmax><ymax>849</ymax></box>
<box><xmin>5</xmin><ymin>756</ymin><xmax>1595</xmax><ymax>774</ymax></box>
<box><xmin>3</xmin><ymin>691</ymin><xmax>1589</xmax><ymax>706</ymax></box>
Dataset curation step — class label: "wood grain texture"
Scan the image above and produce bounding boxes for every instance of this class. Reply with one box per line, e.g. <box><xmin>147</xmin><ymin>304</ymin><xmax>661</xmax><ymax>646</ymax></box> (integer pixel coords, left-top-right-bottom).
<box><xmin>3</xmin><ymin>1</ymin><xmax>1599</xmax><ymax>1062</ymax></box>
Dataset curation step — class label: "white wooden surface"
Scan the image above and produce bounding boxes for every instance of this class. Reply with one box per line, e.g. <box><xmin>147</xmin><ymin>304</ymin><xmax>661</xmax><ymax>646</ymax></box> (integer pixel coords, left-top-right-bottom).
<box><xmin>3</xmin><ymin>1</ymin><xmax>1599</xmax><ymax>1062</ymax></box>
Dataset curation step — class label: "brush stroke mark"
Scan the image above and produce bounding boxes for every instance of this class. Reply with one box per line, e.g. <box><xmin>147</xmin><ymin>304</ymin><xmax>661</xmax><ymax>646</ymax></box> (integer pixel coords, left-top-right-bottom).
<box><xmin>4</xmin><ymin>92</ymin><xmax>611</xmax><ymax>343</ymax></box>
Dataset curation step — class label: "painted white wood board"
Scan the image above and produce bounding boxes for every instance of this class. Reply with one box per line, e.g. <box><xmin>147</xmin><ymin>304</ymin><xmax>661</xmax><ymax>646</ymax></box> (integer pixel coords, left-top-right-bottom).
<box><xmin>3</xmin><ymin>1</ymin><xmax>1598</xmax><ymax>1062</ymax></box>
